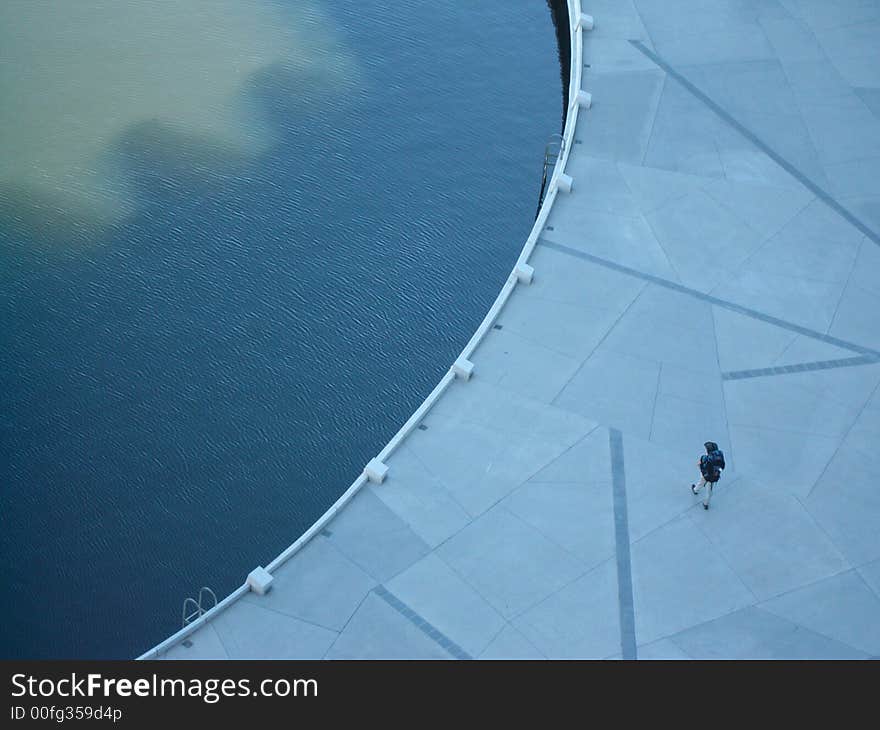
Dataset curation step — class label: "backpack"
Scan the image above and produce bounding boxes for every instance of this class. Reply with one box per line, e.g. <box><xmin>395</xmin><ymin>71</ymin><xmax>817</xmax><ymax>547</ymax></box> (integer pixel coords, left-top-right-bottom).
<box><xmin>702</xmin><ymin>448</ymin><xmax>725</xmax><ymax>482</ymax></box>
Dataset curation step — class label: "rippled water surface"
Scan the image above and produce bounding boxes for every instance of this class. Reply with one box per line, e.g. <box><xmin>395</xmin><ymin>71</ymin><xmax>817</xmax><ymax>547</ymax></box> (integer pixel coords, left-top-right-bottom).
<box><xmin>0</xmin><ymin>0</ymin><xmax>563</xmax><ymax>657</ymax></box>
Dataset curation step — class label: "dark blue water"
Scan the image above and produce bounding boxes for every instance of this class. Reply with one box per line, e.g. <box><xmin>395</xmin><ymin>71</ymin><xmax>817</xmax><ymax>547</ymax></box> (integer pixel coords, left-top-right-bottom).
<box><xmin>0</xmin><ymin>1</ymin><xmax>565</xmax><ymax>658</ymax></box>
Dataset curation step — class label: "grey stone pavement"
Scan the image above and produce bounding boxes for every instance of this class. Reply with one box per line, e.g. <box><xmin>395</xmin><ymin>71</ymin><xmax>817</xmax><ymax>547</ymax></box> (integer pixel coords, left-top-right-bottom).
<box><xmin>160</xmin><ymin>0</ymin><xmax>880</xmax><ymax>659</ymax></box>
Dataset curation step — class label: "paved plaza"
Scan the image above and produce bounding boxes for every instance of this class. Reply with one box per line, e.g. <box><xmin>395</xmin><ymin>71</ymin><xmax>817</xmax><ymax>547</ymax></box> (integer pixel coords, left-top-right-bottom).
<box><xmin>158</xmin><ymin>0</ymin><xmax>880</xmax><ymax>659</ymax></box>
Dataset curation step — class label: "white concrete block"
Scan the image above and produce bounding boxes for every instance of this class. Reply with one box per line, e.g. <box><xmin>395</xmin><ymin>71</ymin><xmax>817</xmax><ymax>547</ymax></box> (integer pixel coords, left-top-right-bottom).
<box><xmin>577</xmin><ymin>89</ymin><xmax>592</xmax><ymax>109</ymax></box>
<box><xmin>515</xmin><ymin>263</ymin><xmax>534</xmax><ymax>285</ymax></box>
<box><xmin>556</xmin><ymin>173</ymin><xmax>573</xmax><ymax>194</ymax></box>
<box><xmin>452</xmin><ymin>357</ymin><xmax>475</xmax><ymax>381</ymax></box>
<box><xmin>246</xmin><ymin>566</ymin><xmax>274</xmax><ymax>596</ymax></box>
<box><xmin>364</xmin><ymin>457</ymin><xmax>389</xmax><ymax>484</ymax></box>
<box><xmin>578</xmin><ymin>13</ymin><xmax>595</xmax><ymax>31</ymax></box>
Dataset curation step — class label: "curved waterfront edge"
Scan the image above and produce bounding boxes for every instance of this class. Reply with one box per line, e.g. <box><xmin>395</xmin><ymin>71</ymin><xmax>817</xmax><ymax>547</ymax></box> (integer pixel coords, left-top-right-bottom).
<box><xmin>136</xmin><ymin>0</ymin><xmax>587</xmax><ymax>660</ymax></box>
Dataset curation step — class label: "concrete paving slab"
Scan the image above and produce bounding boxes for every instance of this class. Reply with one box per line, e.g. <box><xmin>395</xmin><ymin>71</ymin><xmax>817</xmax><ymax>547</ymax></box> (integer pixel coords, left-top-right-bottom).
<box><xmin>829</xmin><ymin>284</ymin><xmax>880</xmax><ymax>352</ymax></box>
<box><xmin>620</xmin><ymin>432</ymin><xmax>711</xmax><ymax>541</ymax></box>
<box><xmin>584</xmin><ymin>0</ymin><xmax>652</xmax><ymax>41</ymax></box>
<box><xmin>706</xmin><ymin>475</ymin><xmax>772</xmax><ymax>511</ymax></box>
<box><xmin>528</xmin><ymin>426</ymin><xmax>612</xmax><ymax>484</ymax></box>
<box><xmin>544</xmin><ymin>207</ymin><xmax>679</xmax><ymax>281</ymax></box>
<box><xmin>497</xmin><ymin>290</ymin><xmax>628</xmax><ymax>362</ymax></box>
<box><xmin>638</xmin><ymin>44</ymin><xmax>834</xmax><ymax>187</ymax></box>
<box><xmin>771</xmin><ymin>335</ymin><xmax>859</xmax><ymax>367</ymax></box>
<box><xmin>869</xmin><ymin>382</ymin><xmax>880</xmax><ymax>412</ymax></box>
<box><xmin>758</xmin><ymin>15</ymin><xmax>832</xmax><ymax>65</ymax></box>
<box><xmin>324</xmin><ymin>591</ymin><xmax>451</xmax><ymax>659</ymax></box>
<box><xmin>824</xmin><ymin>157</ymin><xmax>880</xmax><ymax>199</ymax></box>
<box><xmin>583</xmin><ymin>38</ymin><xmax>660</xmax><ymax>74</ymax></box>
<box><xmin>556</xmin><ymin>155</ymin><xmax>642</xmax><ymax>218</ymax></box>
<box><xmin>634</xmin><ymin>0</ymin><xmax>761</xmax><ymax>36</ymax></box>
<box><xmin>642</xmin><ymin>80</ymin><xmax>728</xmax><ymax>178</ymax></box>
<box><xmin>743</xmin><ymin>213</ymin><xmax>862</xmax><ymax>287</ymax></box>
<box><xmin>800</xmin><ymin>99</ymin><xmax>880</xmax><ymax>165</ymax></box>
<box><xmin>716</xmin><ymin>135</ymin><xmax>812</xmax><ymax>188</ymax></box>
<box><xmin>597</xmin><ymin>300</ymin><xmax>720</xmax><ymax>375</ymax></box>
<box><xmin>818</xmin><ymin>21</ymin><xmax>880</xmax><ymax>88</ymax></box>
<box><xmin>162</xmin><ymin>623</ymin><xmax>228</xmax><ymax>660</ymax></box>
<box><xmin>805</xmin><ymin>410</ymin><xmax>880</xmax><ymax>565</ymax></box>
<box><xmin>713</xmin><ymin>306</ymin><xmax>798</xmax><ymax>372</ymax></box>
<box><xmin>723</xmin><ymin>108</ymin><xmax>830</xmax><ymax>188</ymax></box>
<box><xmin>326</xmin><ymin>488</ymin><xmax>431</xmax><ymax>583</ymax></box>
<box><xmin>618</xmin><ymin>273</ymin><xmax>717</xmax><ymax>333</ymax></box>
<box><xmin>759</xmin><ymin>570</ymin><xmax>880</xmax><ymax>655</ymax></box>
<box><xmin>701</xmin><ymin>176</ymin><xmax>814</xmax><ymax>241</ymax></box>
<box><xmin>212</xmin><ymin>600</ymin><xmax>338</xmax><ymax>659</ymax></box>
<box><xmin>667</xmin><ymin>605</ymin><xmax>868</xmax><ymax>658</ymax></box>
<box><xmin>528</xmin><ymin>244</ymin><xmax>648</xmax><ymax>313</ymax></box>
<box><xmin>856</xmin><ymin>88</ymin><xmax>880</xmax><ymax>120</ymax></box>
<box><xmin>401</xmin><ymin>416</ymin><xmax>515</xmax><ymax>518</ymax></box>
<box><xmin>659</xmin><ymin>364</ymin><xmax>725</xmax><ymax>410</ymax></box>
<box><xmin>616</xmin><ymin>161</ymin><xmax>706</xmax><ymax>214</ymax></box>
<box><xmin>468</xmin><ymin>325</ymin><xmax>583</xmax><ymax>404</ymax></box>
<box><xmin>372</xmin><ymin>444</ymin><xmax>471</xmax><ymax>548</ymax></box>
<box><xmin>724</xmin><ymin>375</ymin><xmax>863</xmax><ymax>437</ymax></box>
<box><xmin>825</xmin><ymin>52</ymin><xmax>880</xmax><ymax>92</ymax></box>
<box><xmin>478</xmin><ymin>623</ymin><xmax>545</xmax><ymax>659</ymax></box>
<box><xmin>778</xmin><ymin>58</ymin><xmax>855</xmax><ymax>103</ymax></box>
<box><xmin>407</xmin><ymin>397</ymin><xmax>595</xmax><ymax>517</ymax></box>
<box><xmin>429</xmin><ymin>377</ymin><xmax>598</xmax><ymax>440</ymax></box>
<box><xmin>842</xmin><ymin>196</ymin><xmax>880</xmax><ymax>238</ymax></box>
<box><xmin>714</xmin><ymin>268</ymin><xmax>847</xmax><ymax>334</ymax></box>
<box><xmin>726</xmin><ymin>423</ymin><xmax>840</xmax><ymax>498</ymax></box>
<box><xmin>782</xmin><ymin>0</ymin><xmax>880</xmax><ymax>30</ymax></box>
<box><xmin>684</xmin><ymin>59</ymin><xmax>802</xmax><ymax>122</ymax></box>
<box><xmin>645</xmin><ymin>190</ymin><xmax>766</xmax><ymax>292</ymax></box>
<box><xmin>630</xmin><ymin>514</ymin><xmax>755</xmax><ymax>645</ymax></box>
<box><xmin>436</xmin><ymin>505</ymin><xmax>586</xmax><ymax>619</ymax></box>
<box><xmin>514</xmin><ymin>559</ymin><xmax>621</xmax><ymax>659</ymax></box>
<box><xmin>553</xmin><ymin>348</ymin><xmax>661</xmax><ymax>439</ymax></box>
<box><xmin>241</xmin><ymin>535</ymin><xmax>375</xmax><ymax>631</ymax></box>
<box><xmin>653</xmin><ymin>24</ymin><xmax>776</xmax><ymax>68</ymax></box>
<box><xmin>577</xmin><ymin>70</ymin><xmax>665</xmax><ymax>164</ymax></box>
<box><xmin>649</xmin><ymin>392</ymin><xmax>730</xmax><ymax>457</ymax></box>
<box><xmin>502</xmin><ymin>479</ymin><xmax>616</xmax><ymax>569</ymax></box>
<box><xmin>636</xmin><ymin>637</ymin><xmax>692</xmax><ymax>660</ymax></box>
<box><xmin>386</xmin><ymin>554</ymin><xmax>506</xmax><ymax>657</ymax></box>
<box><xmin>857</xmin><ymin>559</ymin><xmax>880</xmax><ymax>600</ymax></box>
<box><xmin>689</xmin><ymin>491</ymin><xmax>849</xmax><ymax>600</ymax></box>
<box><xmin>766</xmin><ymin>363</ymin><xmax>880</xmax><ymax>412</ymax></box>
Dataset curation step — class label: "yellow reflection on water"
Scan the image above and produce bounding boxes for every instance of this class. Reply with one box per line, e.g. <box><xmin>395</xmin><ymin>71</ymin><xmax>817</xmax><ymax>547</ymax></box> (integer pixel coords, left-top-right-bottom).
<box><xmin>0</xmin><ymin>0</ymin><xmax>356</xmax><ymax>239</ymax></box>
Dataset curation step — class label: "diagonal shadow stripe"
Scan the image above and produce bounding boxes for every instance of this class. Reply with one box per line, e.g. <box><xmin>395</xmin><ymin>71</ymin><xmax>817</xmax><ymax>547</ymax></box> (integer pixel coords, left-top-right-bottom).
<box><xmin>540</xmin><ymin>238</ymin><xmax>880</xmax><ymax>358</ymax></box>
<box><xmin>373</xmin><ymin>585</ymin><xmax>472</xmax><ymax>660</ymax></box>
<box><xmin>723</xmin><ymin>355</ymin><xmax>880</xmax><ymax>380</ymax></box>
<box><xmin>629</xmin><ymin>40</ymin><xmax>880</xmax><ymax>249</ymax></box>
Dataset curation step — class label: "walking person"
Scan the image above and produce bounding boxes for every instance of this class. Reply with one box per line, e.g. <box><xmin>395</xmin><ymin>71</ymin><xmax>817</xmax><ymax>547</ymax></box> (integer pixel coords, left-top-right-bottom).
<box><xmin>692</xmin><ymin>441</ymin><xmax>725</xmax><ymax>510</ymax></box>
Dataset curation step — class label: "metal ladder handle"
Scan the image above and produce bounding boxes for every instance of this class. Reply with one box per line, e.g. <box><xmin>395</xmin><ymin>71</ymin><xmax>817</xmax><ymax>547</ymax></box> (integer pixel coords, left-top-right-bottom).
<box><xmin>545</xmin><ymin>133</ymin><xmax>566</xmax><ymax>160</ymax></box>
<box><xmin>182</xmin><ymin>597</ymin><xmax>202</xmax><ymax>627</ymax></box>
<box><xmin>198</xmin><ymin>586</ymin><xmax>217</xmax><ymax>612</ymax></box>
<box><xmin>181</xmin><ymin>586</ymin><xmax>219</xmax><ymax>628</ymax></box>
<box><xmin>536</xmin><ymin>134</ymin><xmax>568</xmax><ymax>216</ymax></box>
